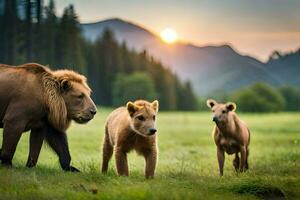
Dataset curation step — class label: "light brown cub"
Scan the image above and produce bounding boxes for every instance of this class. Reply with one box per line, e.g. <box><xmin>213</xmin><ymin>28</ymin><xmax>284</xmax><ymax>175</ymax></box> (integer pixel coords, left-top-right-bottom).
<box><xmin>207</xmin><ymin>99</ymin><xmax>250</xmax><ymax>176</ymax></box>
<box><xmin>102</xmin><ymin>100</ymin><xmax>159</xmax><ymax>178</ymax></box>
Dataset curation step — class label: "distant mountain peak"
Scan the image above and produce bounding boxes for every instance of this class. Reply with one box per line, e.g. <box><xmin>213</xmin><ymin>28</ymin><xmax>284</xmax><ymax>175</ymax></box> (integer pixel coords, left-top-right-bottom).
<box><xmin>82</xmin><ymin>17</ymin><xmax>126</xmax><ymax>25</ymax></box>
<box><xmin>81</xmin><ymin>17</ymin><xmax>156</xmax><ymax>42</ymax></box>
<box><xmin>82</xmin><ymin>17</ymin><xmax>153</xmax><ymax>33</ymax></box>
<box><xmin>81</xmin><ymin>18</ymin><xmax>300</xmax><ymax>95</ymax></box>
<box><xmin>104</xmin><ymin>17</ymin><xmax>125</xmax><ymax>22</ymax></box>
<box><xmin>220</xmin><ymin>44</ymin><xmax>234</xmax><ymax>50</ymax></box>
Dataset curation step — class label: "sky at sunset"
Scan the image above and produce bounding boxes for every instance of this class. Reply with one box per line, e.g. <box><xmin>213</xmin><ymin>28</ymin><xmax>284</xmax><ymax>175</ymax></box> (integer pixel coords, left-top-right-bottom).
<box><xmin>51</xmin><ymin>0</ymin><xmax>300</xmax><ymax>62</ymax></box>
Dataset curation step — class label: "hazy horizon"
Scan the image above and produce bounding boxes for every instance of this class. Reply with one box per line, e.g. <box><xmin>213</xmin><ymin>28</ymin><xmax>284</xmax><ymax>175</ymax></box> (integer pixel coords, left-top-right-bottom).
<box><xmin>50</xmin><ymin>0</ymin><xmax>300</xmax><ymax>62</ymax></box>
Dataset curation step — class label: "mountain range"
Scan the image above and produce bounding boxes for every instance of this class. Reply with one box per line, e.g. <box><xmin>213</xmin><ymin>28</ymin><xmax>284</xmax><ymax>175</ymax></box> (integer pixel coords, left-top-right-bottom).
<box><xmin>81</xmin><ymin>18</ymin><xmax>300</xmax><ymax>96</ymax></box>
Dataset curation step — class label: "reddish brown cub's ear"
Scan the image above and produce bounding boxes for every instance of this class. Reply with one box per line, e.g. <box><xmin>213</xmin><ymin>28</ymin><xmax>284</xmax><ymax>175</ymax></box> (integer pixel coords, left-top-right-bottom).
<box><xmin>127</xmin><ymin>101</ymin><xmax>138</xmax><ymax>117</ymax></box>
<box><xmin>226</xmin><ymin>102</ymin><xmax>237</xmax><ymax>111</ymax></box>
<box><xmin>151</xmin><ymin>100</ymin><xmax>159</xmax><ymax>113</ymax></box>
<box><xmin>206</xmin><ymin>99</ymin><xmax>217</xmax><ymax>109</ymax></box>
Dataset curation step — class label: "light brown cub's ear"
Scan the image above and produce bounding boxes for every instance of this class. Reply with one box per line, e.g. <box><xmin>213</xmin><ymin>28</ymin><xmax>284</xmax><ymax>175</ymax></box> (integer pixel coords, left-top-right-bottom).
<box><xmin>206</xmin><ymin>99</ymin><xmax>217</xmax><ymax>109</ymax></box>
<box><xmin>151</xmin><ymin>100</ymin><xmax>159</xmax><ymax>113</ymax></box>
<box><xmin>127</xmin><ymin>101</ymin><xmax>138</xmax><ymax>117</ymax></box>
<box><xmin>226</xmin><ymin>102</ymin><xmax>237</xmax><ymax>111</ymax></box>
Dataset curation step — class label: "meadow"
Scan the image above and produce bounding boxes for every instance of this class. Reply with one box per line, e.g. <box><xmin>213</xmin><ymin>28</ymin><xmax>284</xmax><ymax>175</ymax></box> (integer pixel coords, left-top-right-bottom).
<box><xmin>0</xmin><ymin>109</ymin><xmax>299</xmax><ymax>200</ymax></box>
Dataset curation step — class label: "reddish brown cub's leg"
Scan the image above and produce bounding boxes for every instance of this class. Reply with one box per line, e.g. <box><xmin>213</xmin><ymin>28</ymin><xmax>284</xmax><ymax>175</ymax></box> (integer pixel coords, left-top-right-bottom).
<box><xmin>144</xmin><ymin>150</ymin><xmax>157</xmax><ymax>179</ymax></box>
<box><xmin>240</xmin><ymin>146</ymin><xmax>247</xmax><ymax>172</ymax></box>
<box><xmin>115</xmin><ymin>147</ymin><xmax>129</xmax><ymax>176</ymax></box>
<box><xmin>245</xmin><ymin>147</ymin><xmax>249</xmax><ymax>170</ymax></box>
<box><xmin>217</xmin><ymin>147</ymin><xmax>225</xmax><ymax>176</ymax></box>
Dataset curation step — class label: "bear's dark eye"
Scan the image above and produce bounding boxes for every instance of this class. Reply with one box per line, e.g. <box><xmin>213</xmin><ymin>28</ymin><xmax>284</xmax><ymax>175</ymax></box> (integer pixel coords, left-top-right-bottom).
<box><xmin>137</xmin><ymin>115</ymin><xmax>145</xmax><ymax>121</ymax></box>
<box><xmin>212</xmin><ymin>110</ymin><xmax>215</xmax><ymax>113</ymax></box>
<box><xmin>153</xmin><ymin>115</ymin><xmax>156</xmax><ymax>120</ymax></box>
<box><xmin>222</xmin><ymin>110</ymin><xmax>226</xmax><ymax>114</ymax></box>
<box><xmin>78</xmin><ymin>93</ymin><xmax>84</xmax><ymax>99</ymax></box>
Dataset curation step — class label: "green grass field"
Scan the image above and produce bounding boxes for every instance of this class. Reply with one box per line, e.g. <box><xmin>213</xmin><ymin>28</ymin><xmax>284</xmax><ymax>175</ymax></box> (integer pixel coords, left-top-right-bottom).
<box><xmin>0</xmin><ymin>109</ymin><xmax>299</xmax><ymax>200</ymax></box>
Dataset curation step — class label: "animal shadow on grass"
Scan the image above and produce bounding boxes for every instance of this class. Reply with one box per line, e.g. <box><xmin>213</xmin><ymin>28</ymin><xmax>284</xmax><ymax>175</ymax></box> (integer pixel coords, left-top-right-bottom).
<box><xmin>229</xmin><ymin>182</ymin><xmax>285</xmax><ymax>200</ymax></box>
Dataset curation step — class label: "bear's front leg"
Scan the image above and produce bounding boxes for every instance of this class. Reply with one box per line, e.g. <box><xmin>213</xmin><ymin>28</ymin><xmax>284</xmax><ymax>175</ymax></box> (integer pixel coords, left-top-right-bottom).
<box><xmin>44</xmin><ymin>124</ymin><xmax>80</xmax><ymax>172</ymax></box>
<box><xmin>115</xmin><ymin>147</ymin><xmax>129</xmax><ymax>176</ymax></box>
<box><xmin>144</xmin><ymin>149</ymin><xmax>157</xmax><ymax>179</ymax></box>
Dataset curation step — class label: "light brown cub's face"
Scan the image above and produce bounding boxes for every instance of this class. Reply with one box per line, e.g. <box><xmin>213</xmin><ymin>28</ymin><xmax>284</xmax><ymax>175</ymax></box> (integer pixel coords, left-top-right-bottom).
<box><xmin>61</xmin><ymin>81</ymin><xmax>97</xmax><ymax>124</ymax></box>
<box><xmin>206</xmin><ymin>99</ymin><xmax>236</xmax><ymax>124</ymax></box>
<box><xmin>127</xmin><ymin>100</ymin><xmax>159</xmax><ymax>137</ymax></box>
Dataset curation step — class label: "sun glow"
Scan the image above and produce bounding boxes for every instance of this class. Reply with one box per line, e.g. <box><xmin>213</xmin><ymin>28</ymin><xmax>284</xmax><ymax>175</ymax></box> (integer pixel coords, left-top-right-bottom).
<box><xmin>160</xmin><ymin>28</ymin><xmax>178</xmax><ymax>44</ymax></box>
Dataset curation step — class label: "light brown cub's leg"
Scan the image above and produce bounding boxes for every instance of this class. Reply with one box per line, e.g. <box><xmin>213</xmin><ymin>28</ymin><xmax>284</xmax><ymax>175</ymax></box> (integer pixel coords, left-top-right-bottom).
<box><xmin>217</xmin><ymin>147</ymin><xmax>225</xmax><ymax>176</ymax></box>
<box><xmin>144</xmin><ymin>150</ymin><xmax>157</xmax><ymax>179</ymax></box>
<box><xmin>233</xmin><ymin>153</ymin><xmax>240</xmax><ymax>172</ymax></box>
<box><xmin>115</xmin><ymin>147</ymin><xmax>129</xmax><ymax>176</ymax></box>
<box><xmin>240</xmin><ymin>146</ymin><xmax>247</xmax><ymax>172</ymax></box>
<box><xmin>101</xmin><ymin>132</ymin><xmax>113</xmax><ymax>173</ymax></box>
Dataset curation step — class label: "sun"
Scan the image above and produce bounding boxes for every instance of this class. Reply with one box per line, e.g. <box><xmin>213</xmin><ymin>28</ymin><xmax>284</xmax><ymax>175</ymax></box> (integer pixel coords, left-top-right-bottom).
<box><xmin>160</xmin><ymin>28</ymin><xmax>178</xmax><ymax>44</ymax></box>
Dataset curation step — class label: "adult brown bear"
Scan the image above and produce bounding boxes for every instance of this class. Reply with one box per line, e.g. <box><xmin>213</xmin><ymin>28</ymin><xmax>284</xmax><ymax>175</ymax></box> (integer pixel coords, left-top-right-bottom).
<box><xmin>0</xmin><ymin>63</ymin><xmax>97</xmax><ymax>171</ymax></box>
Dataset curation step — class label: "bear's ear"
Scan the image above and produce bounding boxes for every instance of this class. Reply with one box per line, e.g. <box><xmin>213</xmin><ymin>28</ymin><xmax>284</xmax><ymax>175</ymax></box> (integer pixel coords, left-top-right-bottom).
<box><xmin>60</xmin><ymin>79</ymin><xmax>71</xmax><ymax>92</ymax></box>
<box><xmin>206</xmin><ymin>99</ymin><xmax>217</xmax><ymax>109</ymax></box>
<box><xmin>226</xmin><ymin>102</ymin><xmax>237</xmax><ymax>111</ymax></box>
<box><xmin>127</xmin><ymin>101</ymin><xmax>138</xmax><ymax>117</ymax></box>
<box><xmin>151</xmin><ymin>100</ymin><xmax>159</xmax><ymax>113</ymax></box>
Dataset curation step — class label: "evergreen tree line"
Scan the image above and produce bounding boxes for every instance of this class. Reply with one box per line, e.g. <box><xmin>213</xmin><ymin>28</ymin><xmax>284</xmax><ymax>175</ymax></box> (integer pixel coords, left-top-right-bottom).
<box><xmin>0</xmin><ymin>0</ymin><xmax>198</xmax><ymax>110</ymax></box>
<box><xmin>204</xmin><ymin>83</ymin><xmax>300</xmax><ymax>112</ymax></box>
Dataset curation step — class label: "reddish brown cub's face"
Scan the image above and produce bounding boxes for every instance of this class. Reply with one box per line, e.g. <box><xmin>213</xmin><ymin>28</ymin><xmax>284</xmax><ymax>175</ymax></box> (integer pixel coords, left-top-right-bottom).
<box><xmin>61</xmin><ymin>80</ymin><xmax>97</xmax><ymax>124</ymax></box>
<box><xmin>206</xmin><ymin>99</ymin><xmax>236</xmax><ymax>124</ymax></box>
<box><xmin>127</xmin><ymin>100</ymin><xmax>159</xmax><ymax>137</ymax></box>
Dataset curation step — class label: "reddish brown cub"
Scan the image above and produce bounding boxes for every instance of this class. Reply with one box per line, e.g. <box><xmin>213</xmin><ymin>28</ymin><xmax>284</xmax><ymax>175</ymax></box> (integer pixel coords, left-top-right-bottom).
<box><xmin>102</xmin><ymin>100</ymin><xmax>159</xmax><ymax>178</ymax></box>
<box><xmin>207</xmin><ymin>99</ymin><xmax>250</xmax><ymax>176</ymax></box>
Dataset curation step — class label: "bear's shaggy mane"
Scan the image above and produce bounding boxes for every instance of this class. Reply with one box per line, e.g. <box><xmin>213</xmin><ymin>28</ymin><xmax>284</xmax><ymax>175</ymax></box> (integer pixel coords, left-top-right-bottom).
<box><xmin>18</xmin><ymin>63</ymin><xmax>90</xmax><ymax>131</ymax></box>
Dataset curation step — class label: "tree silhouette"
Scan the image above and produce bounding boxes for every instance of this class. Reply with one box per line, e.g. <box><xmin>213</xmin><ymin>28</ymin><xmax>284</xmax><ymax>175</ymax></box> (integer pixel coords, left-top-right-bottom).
<box><xmin>0</xmin><ymin>0</ymin><xmax>198</xmax><ymax>110</ymax></box>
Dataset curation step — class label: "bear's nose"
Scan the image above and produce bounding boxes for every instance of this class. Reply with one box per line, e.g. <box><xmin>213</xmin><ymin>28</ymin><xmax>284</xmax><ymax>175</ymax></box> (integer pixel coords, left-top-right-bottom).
<box><xmin>90</xmin><ymin>109</ymin><xmax>97</xmax><ymax>115</ymax></box>
<box><xmin>149</xmin><ymin>128</ymin><xmax>157</xmax><ymax>135</ymax></box>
